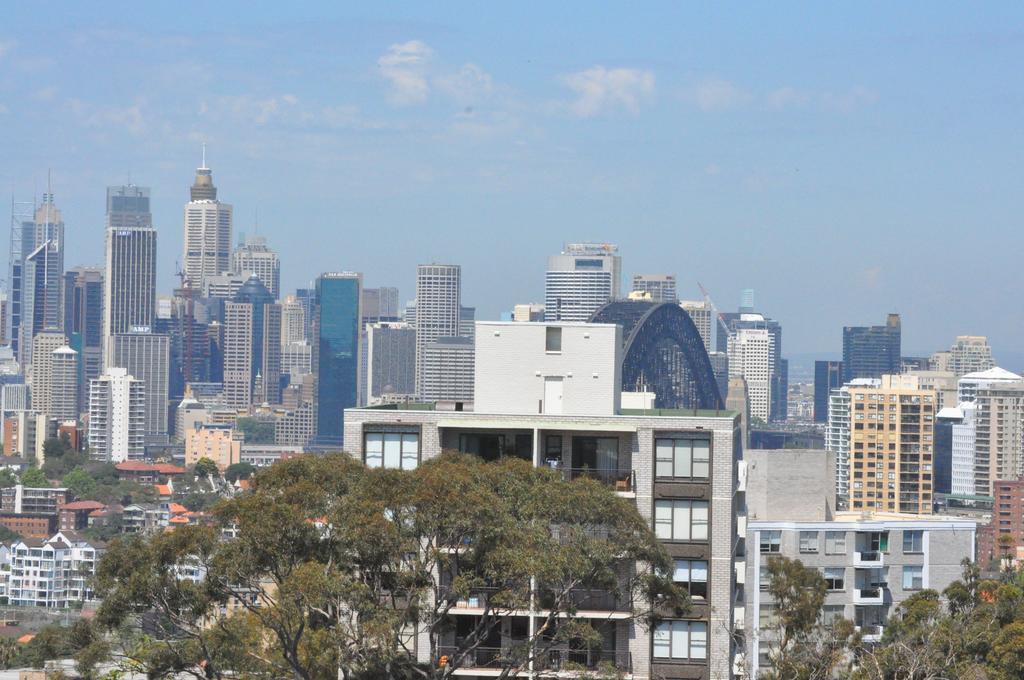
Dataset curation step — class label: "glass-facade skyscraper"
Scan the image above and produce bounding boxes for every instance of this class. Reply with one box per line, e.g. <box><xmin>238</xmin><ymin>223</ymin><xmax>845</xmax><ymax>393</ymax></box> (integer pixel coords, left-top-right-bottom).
<box><xmin>842</xmin><ymin>313</ymin><xmax>901</xmax><ymax>382</ymax></box>
<box><xmin>813</xmin><ymin>360</ymin><xmax>843</xmax><ymax>423</ymax></box>
<box><xmin>314</xmin><ymin>272</ymin><xmax>361</xmax><ymax>444</ymax></box>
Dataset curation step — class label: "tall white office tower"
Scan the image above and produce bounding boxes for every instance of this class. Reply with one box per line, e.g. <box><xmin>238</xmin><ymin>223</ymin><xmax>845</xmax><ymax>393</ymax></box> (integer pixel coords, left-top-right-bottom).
<box><xmin>182</xmin><ymin>151</ymin><xmax>232</xmax><ymax>292</ymax></box>
<box><xmin>680</xmin><ymin>300</ymin><xmax>713</xmax><ymax>353</ymax></box>
<box><xmin>545</xmin><ymin>243</ymin><xmax>620</xmax><ymax>322</ymax></box>
<box><xmin>232</xmin><ymin>235</ymin><xmax>280</xmax><ymax>299</ymax></box>
<box><xmin>414</xmin><ymin>264</ymin><xmax>461</xmax><ymax>399</ymax></box>
<box><xmin>107</xmin><ymin>332</ymin><xmax>170</xmax><ymax>439</ymax></box>
<box><xmin>49</xmin><ymin>346</ymin><xmax>79</xmax><ymax>422</ymax></box>
<box><xmin>727</xmin><ymin>326</ymin><xmax>775</xmax><ymax>422</ymax></box>
<box><xmin>103</xmin><ymin>217</ymin><xmax>156</xmax><ymax>363</ymax></box>
<box><xmin>280</xmin><ymin>295</ymin><xmax>306</xmax><ymax>345</ymax></box>
<box><xmin>631</xmin><ymin>274</ymin><xmax>677</xmax><ymax>303</ymax></box>
<box><xmin>28</xmin><ymin>332</ymin><xmax>68</xmax><ymax>417</ymax></box>
<box><xmin>88</xmin><ymin>367</ymin><xmax>146</xmax><ymax>462</ymax></box>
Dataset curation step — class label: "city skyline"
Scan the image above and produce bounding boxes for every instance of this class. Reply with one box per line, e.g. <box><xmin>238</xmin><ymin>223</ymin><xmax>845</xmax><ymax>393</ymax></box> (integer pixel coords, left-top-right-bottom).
<box><xmin>1</xmin><ymin>3</ymin><xmax>1023</xmax><ymax>362</ymax></box>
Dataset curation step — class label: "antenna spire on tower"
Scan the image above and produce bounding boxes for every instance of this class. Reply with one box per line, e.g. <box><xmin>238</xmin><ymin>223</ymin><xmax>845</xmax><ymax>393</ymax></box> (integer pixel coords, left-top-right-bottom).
<box><xmin>201</xmin><ymin>143</ymin><xmax>208</xmax><ymax>170</ymax></box>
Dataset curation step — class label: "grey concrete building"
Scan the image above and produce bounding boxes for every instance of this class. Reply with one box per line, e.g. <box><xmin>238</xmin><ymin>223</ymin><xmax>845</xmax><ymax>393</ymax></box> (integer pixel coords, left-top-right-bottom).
<box><xmin>344</xmin><ymin>321</ymin><xmax>742</xmax><ymax>679</ymax></box>
<box><xmin>740</xmin><ymin>449</ymin><xmax>976</xmax><ymax>677</ymax></box>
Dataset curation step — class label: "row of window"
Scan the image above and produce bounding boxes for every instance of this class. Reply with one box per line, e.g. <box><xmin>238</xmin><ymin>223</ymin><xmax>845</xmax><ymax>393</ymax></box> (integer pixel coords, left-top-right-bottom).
<box><xmin>759</xmin><ymin>565</ymin><xmax>924</xmax><ymax>592</ymax></box>
<box><xmin>653</xmin><ymin>620</ymin><xmax>707</xmax><ymax>661</ymax></box>
<box><xmin>654</xmin><ymin>501</ymin><xmax>709</xmax><ymax>542</ymax></box>
<box><xmin>765</xmin><ymin>530</ymin><xmax>924</xmax><ymax>554</ymax></box>
<box><xmin>362</xmin><ymin>432</ymin><xmax>712</xmax><ymax>481</ymax></box>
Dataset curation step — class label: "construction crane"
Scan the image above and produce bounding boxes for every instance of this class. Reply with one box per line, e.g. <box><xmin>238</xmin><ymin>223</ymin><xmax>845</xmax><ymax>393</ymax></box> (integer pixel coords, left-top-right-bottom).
<box><xmin>697</xmin><ymin>281</ymin><xmax>731</xmax><ymax>342</ymax></box>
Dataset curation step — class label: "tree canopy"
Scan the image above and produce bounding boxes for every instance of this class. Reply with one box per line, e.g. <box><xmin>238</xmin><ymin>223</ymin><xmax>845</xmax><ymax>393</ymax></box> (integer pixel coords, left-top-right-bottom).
<box><xmin>95</xmin><ymin>452</ymin><xmax>684</xmax><ymax>679</ymax></box>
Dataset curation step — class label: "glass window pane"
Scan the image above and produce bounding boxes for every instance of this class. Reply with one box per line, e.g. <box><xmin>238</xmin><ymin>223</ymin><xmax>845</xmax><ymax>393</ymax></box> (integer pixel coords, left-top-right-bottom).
<box><xmin>675</xmin><ymin>441</ymin><xmax>692</xmax><ymax>477</ymax></box>
<box><xmin>653</xmin><ymin>624</ymin><xmax>670</xmax><ymax>658</ymax></box>
<box><xmin>383</xmin><ymin>433</ymin><xmax>402</xmax><ymax>469</ymax></box>
<box><xmin>671</xmin><ymin>621</ymin><xmax>688</xmax><ymax>659</ymax></box>
<box><xmin>366</xmin><ymin>433</ymin><xmax>383</xmax><ymax>467</ymax></box>
<box><xmin>673</xmin><ymin>502</ymin><xmax>691</xmax><ymax>540</ymax></box>
<box><xmin>691</xmin><ymin>502</ymin><xmax>709</xmax><ymax>540</ymax></box>
<box><xmin>692</xmin><ymin>440</ymin><xmax>710</xmax><ymax>478</ymax></box>
<box><xmin>401</xmin><ymin>434</ymin><xmax>419</xmax><ymax>469</ymax></box>
<box><xmin>673</xmin><ymin>559</ymin><xmax>689</xmax><ymax>582</ymax></box>
<box><xmin>691</xmin><ymin>561</ymin><xmax>708</xmax><ymax>582</ymax></box>
<box><xmin>690</xmin><ymin>623</ymin><xmax>707</xmax><ymax>659</ymax></box>
<box><xmin>654</xmin><ymin>501</ymin><xmax>672</xmax><ymax>539</ymax></box>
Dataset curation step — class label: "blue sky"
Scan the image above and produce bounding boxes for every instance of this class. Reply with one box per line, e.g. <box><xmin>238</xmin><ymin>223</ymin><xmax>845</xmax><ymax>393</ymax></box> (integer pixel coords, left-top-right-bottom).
<box><xmin>1</xmin><ymin>2</ymin><xmax>1022</xmax><ymax>366</ymax></box>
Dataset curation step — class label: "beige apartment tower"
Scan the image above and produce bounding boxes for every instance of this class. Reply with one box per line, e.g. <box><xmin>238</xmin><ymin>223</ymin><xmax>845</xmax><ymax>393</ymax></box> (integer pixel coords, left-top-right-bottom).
<box><xmin>974</xmin><ymin>380</ymin><xmax>1024</xmax><ymax>497</ymax></box>
<box><xmin>847</xmin><ymin>375</ymin><xmax>936</xmax><ymax>514</ymax></box>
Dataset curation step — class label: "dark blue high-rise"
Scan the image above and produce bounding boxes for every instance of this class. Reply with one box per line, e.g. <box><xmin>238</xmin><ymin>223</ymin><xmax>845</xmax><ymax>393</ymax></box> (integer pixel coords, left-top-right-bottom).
<box><xmin>842</xmin><ymin>313</ymin><xmax>901</xmax><ymax>382</ymax></box>
<box><xmin>314</xmin><ymin>273</ymin><xmax>362</xmax><ymax>445</ymax></box>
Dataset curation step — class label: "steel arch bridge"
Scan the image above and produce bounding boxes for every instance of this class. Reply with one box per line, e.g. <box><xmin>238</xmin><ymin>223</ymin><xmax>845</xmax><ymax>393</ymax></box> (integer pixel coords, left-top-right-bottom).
<box><xmin>590</xmin><ymin>300</ymin><xmax>724</xmax><ymax>410</ymax></box>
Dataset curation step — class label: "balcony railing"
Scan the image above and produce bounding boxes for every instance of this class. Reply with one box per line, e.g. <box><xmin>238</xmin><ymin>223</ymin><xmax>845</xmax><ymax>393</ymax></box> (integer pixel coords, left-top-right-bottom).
<box><xmin>438</xmin><ymin>646</ymin><xmax>630</xmax><ymax>672</ymax></box>
<box><xmin>854</xmin><ymin>551</ymin><xmax>884</xmax><ymax>567</ymax></box>
<box><xmin>854</xmin><ymin>587</ymin><xmax>885</xmax><ymax>605</ymax></box>
<box><xmin>439</xmin><ymin>585</ymin><xmax>630</xmax><ymax>612</ymax></box>
<box><xmin>561</xmin><ymin>468</ymin><xmax>635</xmax><ymax>492</ymax></box>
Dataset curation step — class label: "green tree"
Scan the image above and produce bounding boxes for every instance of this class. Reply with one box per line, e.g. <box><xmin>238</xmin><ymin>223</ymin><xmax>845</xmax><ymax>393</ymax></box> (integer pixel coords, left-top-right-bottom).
<box><xmin>0</xmin><ymin>469</ymin><xmax>17</xmax><ymax>488</ymax></box>
<box><xmin>20</xmin><ymin>466</ymin><xmax>49</xmax><ymax>488</ymax></box>
<box><xmin>193</xmin><ymin>457</ymin><xmax>220</xmax><ymax>480</ymax></box>
<box><xmin>224</xmin><ymin>462</ymin><xmax>256</xmax><ymax>483</ymax></box>
<box><xmin>236</xmin><ymin>417</ymin><xmax>275</xmax><ymax>444</ymax></box>
<box><xmin>0</xmin><ymin>635</ymin><xmax>16</xmax><ymax>669</ymax></box>
<box><xmin>0</xmin><ymin>525</ymin><xmax>21</xmax><ymax>543</ymax></box>
<box><xmin>990</xmin><ymin>621</ymin><xmax>1024</xmax><ymax>680</ymax></box>
<box><xmin>63</xmin><ymin>466</ymin><xmax>98</xmax><ymax>499</ymax></box>
<box><xmin>95</xmin><ymin>453</ymin><xmax>684</xmax><ymax>679</ymax></box>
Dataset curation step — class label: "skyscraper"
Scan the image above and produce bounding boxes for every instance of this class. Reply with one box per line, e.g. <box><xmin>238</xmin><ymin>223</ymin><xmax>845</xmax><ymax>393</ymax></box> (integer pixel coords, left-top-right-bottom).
<box><xmin>947</xmin><ymin>336</ymin><xmax>995</xmax><ymax>377</ymax></box>
<box><xmin>7</xmin><ymin>201</ymin><xmax>36</xmax><ymax>358</ymax></box>
<box><xmin>414</xmin><ymin>264</ymin><xmax>461</xmax><ymax>398</ymax></box>
<box><xmin>223</xmin><ymin>276</ymin><xmax>282</xmax><ymax>408</ymax></box>
<box><xmin>105</xmin><ymin>185</ymin><xmax>152</xmax><ymax>229</ymax></box>
<box><xmin>544</xmin><ymin>242</ymin><xmax>620</xmax><ymax>322</ymax></box>
<box><xmin>182</xmin><ymin>154</ymin><xmax>232</xmax><ymax>292</ymax></box>
<box><xmin>19</xmin><ymin>192</ymin><xmax>65</xmax><ymax>369</ymax></box>
<box><xmin>280</xmin><ymin>295</ymin><xmax>306</xmax><ymax>345</ymax></box>
<box><xmin>727</xmin><ymin>327</ymin><xmax>774</xmax><ymax>422</ymax></box>
<box><xmin>842</xmin><ymin>313</ymin><xmax>901</xmax><ymax>382</ymax></box>
<box><xmin>88</xmin><ymin>367</ymin><xmax>146</xmax><ymax>462</ymax></box>
<box><xmin>49</xmin><ymin>346</ymin><xmax>79</xmax><ymax>422</ymax></box>
<box><xmin>813</xmin><ymin>360</ymin><xmax>844</xmax><ymax>423</ymax></box>
<box><xmin>28</xmin><ymin>331</ymin><xmax>68</xmax><ymax>417</ymax></box>
<box><xmin>365</xmin><ymin>321</ymin><xmax>416</xmax><ymax>404</ymax></box>
<box><xmin>361</xmin><ymin>287</ymin><xmax>401</xmax><ymax>324</ymax></box>
<box><xmin>107</xmin><ymin>332</ymin><xmax>170</xmax><ymax>440</ymax></box>
<box><xmin>63</xmin><ymin>267</ymin><xmax>104</xmax><ymax>410</ymax></box>
<box><xmin>419</xmin><ymin>336</ymin><xmax>474</xmax><ymax>402</ymax></box>
<box><xmin>313</xmin><ymin>273</ymin><xmax>361</xmax><ymax>444</ymax></box>
<box><xmin>231</xmin><ymin>235</ymin><xmax>280</xmax><ymax>299</ymax></box>
<box><xmin>679</xmin><ymin>300</ymin><xmax>713</xmax><ymax>353</ymax></box>
<box><xmin>631</xmin><ymin>274</ymin><xmax>677</xmax><ymax>303</ymax></box>
<box><xmin>103</xmin><ymin>216</ymin><xmax>156</xmax><ymax>359</ymax></box>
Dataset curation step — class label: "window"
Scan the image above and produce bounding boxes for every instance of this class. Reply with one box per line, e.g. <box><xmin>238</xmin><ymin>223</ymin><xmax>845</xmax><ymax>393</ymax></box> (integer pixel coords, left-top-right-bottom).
<box><xmin>545</xmin><ymin>327</ymin><xmax>562</xmax><ymax>352</ymax></box>
<box><xmin>902</xmin><ymin>566</ymin><xmax>923</xmax><ymax>590</ymax></box>
<box><xmin>759</xmin><ymin>565</ymin><xmax>770</xmax><ymax>591</ymax></box>
<box><xmin>365</xmin><ymin>433</ymin><xmax>419</xmax><ymax>470</ymax></box>
<box><xmin>653</xmin><ymin>621</ymin><xmax>707</xmax><ymax>660</ymax></box>
<box><xmin>799</xmin><ymin>531</ymin><xmax>819</xmax><ymax>554</ymax></box>
<box><xmin>673</xmin><ymin>559</ymin><xmax>708</xmax><ymax>599</ymax></box>
<box><xmin>654</xmin><ymin>500</ymin><xmax>709</xmax><ymax>541</ymax></box>
<box><xmin>759</xmin><ymin>530</ymin><xmax>781</xmax><ymax>554</ymax></box>
<box><xmin>822</xmin><ymin>605</ymin><xmax>845</xmax><ymax>626</ymax></box>
<box><xmin>903</xmin><ymin>530</ymin><xmax>923</xmax><ymax>553</ymax></box>
<box><xmin>655</xmin><ymin>438</ymin><xmax>710</xmax><ymax>479</ymax></box>
<box><xmin>824</xmin><ymin>567</ymin><xmax>845</xmax><ymax>591</ymax></box>
<box><xmin>759</xmin><ymin>604</ymin><xmax>778</xmax><ymax>628</ymax></box>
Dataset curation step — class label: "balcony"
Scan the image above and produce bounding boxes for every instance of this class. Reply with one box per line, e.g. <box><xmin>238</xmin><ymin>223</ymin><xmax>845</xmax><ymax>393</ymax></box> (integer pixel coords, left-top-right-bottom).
<box><xmin>853</xmin><ymin>587</ymin><xmax>885</xmax><ymax>605</ymax></box>
<box><xmin>857</xmin><ymin>624</ymin><xmax>884</xmax><ymax>642</ymax></box>
<box><xmin>854</xmin><ymin>551</ymin><xmax>884</xmax><ymax>567</ymax></box>
<box><xmin>561</xmin><ymin>468</ymin><xmax>635</xmax><ymax>494</ymax></box>
<box><xmin>438</xmin><ymin>646</ymin><xmax>631</xmax><ymax>673</ymax></box>
<box><xmin>439</xmin><ymin>586</ymin><xmax>631</xmax><ymax>615</ymax></box>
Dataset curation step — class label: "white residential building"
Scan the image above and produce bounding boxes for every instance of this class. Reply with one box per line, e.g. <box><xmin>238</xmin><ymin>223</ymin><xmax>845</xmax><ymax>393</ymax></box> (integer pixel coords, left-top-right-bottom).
<box><xmin>88</xmin><ymin>367</ymin><xmax>146</xmax><ymax>462</ymax></box>
<box><xmin>951</xmin><ymin>402</ymin><xmax>978</xmax><ymax>496</ymax></box>
<box><xmin>8</xmin><ymin>532</ymin><xmax>102</xmax><ymax>608</ymax></box>
<box><xmin>958</xmin><ymin>367</ymin><xmax>1022</xmax><ymax>403</ymax></box>
<box><xmin>826</xmin><ymin>378</ymin><xmax>881</xmax><ymax>509</ymax></box>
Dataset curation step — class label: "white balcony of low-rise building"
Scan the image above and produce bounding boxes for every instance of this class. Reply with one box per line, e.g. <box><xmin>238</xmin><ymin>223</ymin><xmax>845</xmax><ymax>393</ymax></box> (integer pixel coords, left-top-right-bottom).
<box><xmin>853</xmin><ymin>586</ymin><xmax>885</xmax><ymax>605</ymax></box>
<box><xmin>856</xmin><ymin>624</ymin><xmax>884</xmax><ymax>642</ymax></box>
<box><xmin>853</xmin><ymin>550</ymin><xmax>884</xmax><ymax>568</ymax></box>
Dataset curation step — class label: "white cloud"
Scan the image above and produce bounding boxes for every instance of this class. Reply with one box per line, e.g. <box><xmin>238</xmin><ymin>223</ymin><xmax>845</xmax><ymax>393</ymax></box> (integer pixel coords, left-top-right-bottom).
<box><xmin>562</xmin><ymin>66</ymin><xmax>655</xmax><ymax>117</ymax></box>
<box><xmin>766</xmin><ymin>86</ymin><xmax>811</xmax><ymax>111</ymax></box>
<box><xmin>434</xmin><ymin>63</ymin><xmax>493</xmax><ymax>104</ymax></box>
<box><xmin>821</xmin><ymin>86</ymin><xmax>878</xmax><ymax>113</ymax></box>
<box><xmin>693</xmin><ymin>78</ymin><xmax>751</xmax><ymax>112</ymax></box>
<box><xmin>377</xmin><ymin>40</ymin><xmax>434</xmax><ymax>105</ymax></box>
